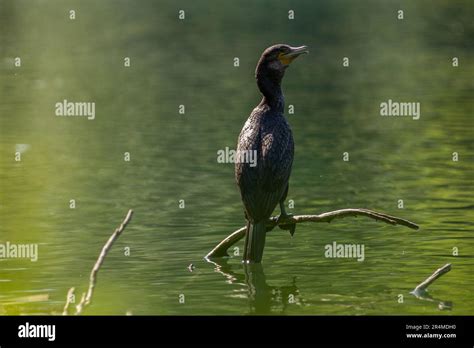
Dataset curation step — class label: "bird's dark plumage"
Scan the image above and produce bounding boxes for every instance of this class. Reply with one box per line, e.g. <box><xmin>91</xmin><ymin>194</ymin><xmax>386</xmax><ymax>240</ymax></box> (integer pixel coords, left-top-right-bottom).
<box><xmin>235</xmin><ymin>44</ymin><xmax>308</xmax><ymax>263</ymax></box>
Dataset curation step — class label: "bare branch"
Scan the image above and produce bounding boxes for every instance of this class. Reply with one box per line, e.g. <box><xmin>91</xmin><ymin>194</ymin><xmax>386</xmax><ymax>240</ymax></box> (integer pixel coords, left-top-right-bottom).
<box><xmin>62</xmin><ymin>287</ymin><xmax>75</xmax><ymax>315</ymax></box>
<box><xmin>75</xmin><ymin>292</ymin><xmax>86</xmax><ymax>315</ymax></box>
<box><xmin>73</xmin><ymin>209</ymin><xmax>133</xmax><ymax>315</ymax></box>
<box><xmin>205</xmin><ymin>208</ymin><xmax>419</xmax><ymax>259</ymax></box>
<box><xmin>206</xmin><ymin>227</ymin><xmax>247</xmax><ymax>258</ymax></box>
<box><xmin>413</xmin><ymin>263</ymin><xmax>451</xmax><ymax>294</ymax></box>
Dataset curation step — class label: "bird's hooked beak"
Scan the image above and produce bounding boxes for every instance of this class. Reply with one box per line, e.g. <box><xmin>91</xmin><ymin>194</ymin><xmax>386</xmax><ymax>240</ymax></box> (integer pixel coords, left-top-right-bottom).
<box><xmin>278</xmin><ymin>45</ymin><xmax>309</xmax><ymax>66</ymax></box>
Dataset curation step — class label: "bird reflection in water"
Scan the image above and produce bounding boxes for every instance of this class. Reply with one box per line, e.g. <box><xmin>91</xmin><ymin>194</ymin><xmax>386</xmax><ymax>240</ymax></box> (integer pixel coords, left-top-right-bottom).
<box><xmin>206</xmin><ymin>258</ymin><xmax>305</xmax><ymax>314</ymax></box>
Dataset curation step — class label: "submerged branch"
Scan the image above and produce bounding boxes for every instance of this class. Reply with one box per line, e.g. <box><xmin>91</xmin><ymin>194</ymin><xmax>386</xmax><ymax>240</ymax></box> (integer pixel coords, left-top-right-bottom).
<box><xmin>413</xmin><ymin>263</ymin><xmax>452</xmax><ymax>294</ymax></box>
<box><xmin>67</xmin><ymin>209</ymin><xmax>133</xmax><ymax>315</ymax></box>
<box><xmin>205</xmin><ymin>208</ymin><xmax>419</xmax><ymax>259</ymax></box>
<box><xmin>62</xmin><ymin>287</ymin><xmax>75</xmax><ymax>315</ymax></box>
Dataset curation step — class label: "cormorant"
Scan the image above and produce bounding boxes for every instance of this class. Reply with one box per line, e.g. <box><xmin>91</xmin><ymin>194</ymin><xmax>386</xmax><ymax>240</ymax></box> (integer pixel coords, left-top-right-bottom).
<box><xmin>235</xmin><ymin>44</ymin><xmax>308</xmax><ymax>263</ymax></box>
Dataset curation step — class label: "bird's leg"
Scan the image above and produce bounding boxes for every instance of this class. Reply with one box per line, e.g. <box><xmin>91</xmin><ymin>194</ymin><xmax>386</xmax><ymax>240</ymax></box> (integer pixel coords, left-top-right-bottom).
<box><xmin>277</xmin><ymin>201</ymin><xmax>296</xmax><ymax>237</ymax></box>
<box><xmin>279</xmin><ymin>201</ymin><xmax>291</xmax><ymax>218</ymax></box>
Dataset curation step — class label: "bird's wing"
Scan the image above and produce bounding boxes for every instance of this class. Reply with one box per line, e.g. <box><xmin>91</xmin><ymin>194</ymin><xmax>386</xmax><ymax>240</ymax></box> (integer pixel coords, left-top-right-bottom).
<box><xmin>259</xmin><ymin>116</ymin><xmax>294</xmax><ymax>191</ymax></box>
<box><xmin>235</xmin><ymin>112</ymin><xmax>294</xmax><ymax>222</ymax></box>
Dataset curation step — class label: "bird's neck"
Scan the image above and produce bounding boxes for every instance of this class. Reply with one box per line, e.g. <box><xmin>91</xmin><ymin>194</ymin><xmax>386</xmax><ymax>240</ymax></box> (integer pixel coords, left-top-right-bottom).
<box><xmin>256</xmin><ymin>70</ymin><xmax>285</xmax><ymax>113</ymax></box>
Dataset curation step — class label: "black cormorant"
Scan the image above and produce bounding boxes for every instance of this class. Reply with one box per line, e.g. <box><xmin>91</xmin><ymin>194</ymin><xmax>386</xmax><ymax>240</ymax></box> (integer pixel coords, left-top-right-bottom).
<box><xmin>235</xmin><ymin>44</ymin><xmax>308</xmax><ymax>263</ymax></box>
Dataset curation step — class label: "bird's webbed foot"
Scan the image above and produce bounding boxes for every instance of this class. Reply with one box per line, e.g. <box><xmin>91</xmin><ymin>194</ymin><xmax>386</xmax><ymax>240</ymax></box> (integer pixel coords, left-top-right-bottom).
<box><xmin>276</xmin><ymin>211</ymin><xmax>296</xmax><ymax>237</ymax></box>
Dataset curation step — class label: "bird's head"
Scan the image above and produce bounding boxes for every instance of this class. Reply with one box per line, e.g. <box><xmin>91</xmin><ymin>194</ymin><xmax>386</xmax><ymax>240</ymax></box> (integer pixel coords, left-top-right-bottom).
<box><xmin>256</xmin><ymin>44</ymin><xmax>308</xmax><ymax>78</ymax></box>
<box><xmin>255</xmin><ymin>44</ymin><xmax>308</xmax><ymax>98</ymax></box>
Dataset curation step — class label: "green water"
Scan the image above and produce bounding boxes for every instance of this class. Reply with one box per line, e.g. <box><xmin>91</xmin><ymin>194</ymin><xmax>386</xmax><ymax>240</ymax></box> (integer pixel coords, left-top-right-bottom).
<box><xmin>0</xmin><ymin>0</ymin><xmax>473</xmax><ymax>315</ymax></box>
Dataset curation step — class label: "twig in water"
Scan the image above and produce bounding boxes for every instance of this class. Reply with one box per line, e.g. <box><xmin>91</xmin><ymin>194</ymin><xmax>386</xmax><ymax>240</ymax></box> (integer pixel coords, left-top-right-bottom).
<box><xmin>412</xmin><ymin>263</ymin><xmax>451</xmax><ymax>294</ymax></box>
<box><xmin>62</xmin><ymin>287</ymin><xmax>75</xmax><ymax>315</ymax></box>
<box><xmin>64</xmin><ymin>209</ymin><xmax>133</xmax><ymax>315</ymax></box>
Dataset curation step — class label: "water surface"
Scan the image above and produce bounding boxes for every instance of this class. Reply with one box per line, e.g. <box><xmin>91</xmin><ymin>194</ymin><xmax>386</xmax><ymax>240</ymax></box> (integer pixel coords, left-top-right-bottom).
<box><xmin>0</xmin><ymin>0</ymin><xmax>473</xmax><ymax>315</ymax></box>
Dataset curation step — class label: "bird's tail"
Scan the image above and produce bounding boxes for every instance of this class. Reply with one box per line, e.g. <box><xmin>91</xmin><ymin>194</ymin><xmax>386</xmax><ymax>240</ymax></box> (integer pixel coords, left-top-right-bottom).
<box><xmin>243</xmin><ymin>221</ymin><xmax>267</xmax><ymax>263</ymax></box>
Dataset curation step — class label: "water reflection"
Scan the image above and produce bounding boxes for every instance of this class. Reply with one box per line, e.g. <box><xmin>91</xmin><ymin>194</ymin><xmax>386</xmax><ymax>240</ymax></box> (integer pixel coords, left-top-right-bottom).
<box><xmin>207</xmin><ymin>258</ymin><xmax>304</xmax><ymax>314</ymax></box>
<box><xmin>411</xmin><ymin>289</ymin><xmax>453</xmax><ymax>311</ymax></box>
